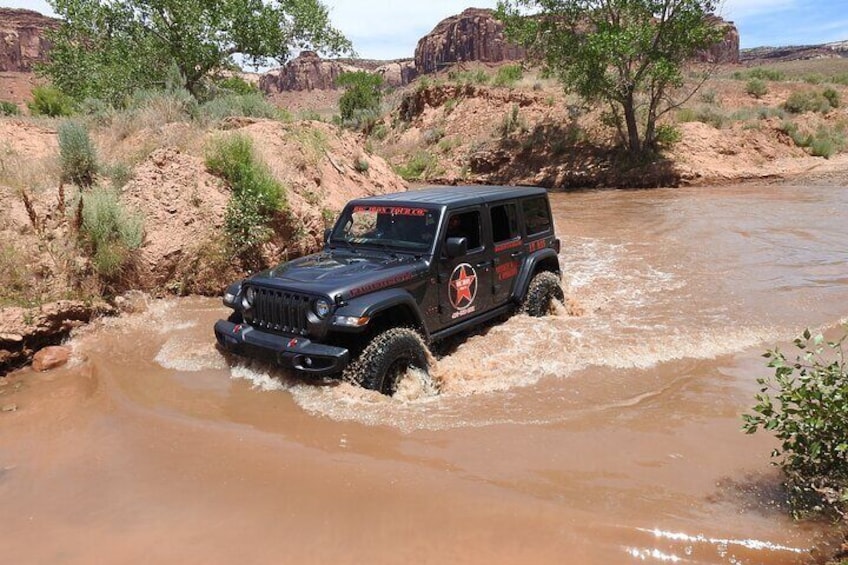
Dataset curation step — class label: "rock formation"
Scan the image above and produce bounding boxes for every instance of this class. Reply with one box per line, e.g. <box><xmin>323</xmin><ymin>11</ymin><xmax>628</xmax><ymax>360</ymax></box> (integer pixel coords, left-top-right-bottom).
<box><xmin>414</xmin><ymin>8</ymin><xmax>525</xmax><ymax>74</ymax></box>
<box><xmin>260</xmin><ymin>51</ymin><xmax>417</xmax><ymax>93</ymax></box>
<box><xmin>0</xmin><ymin>8</ymin><xmax>58</xmax><ymax>72</ymax></box>
<box><xmin>698</xmin><ymin>17</ymin><xmax>740</xmax><ymax>64</ymax></box>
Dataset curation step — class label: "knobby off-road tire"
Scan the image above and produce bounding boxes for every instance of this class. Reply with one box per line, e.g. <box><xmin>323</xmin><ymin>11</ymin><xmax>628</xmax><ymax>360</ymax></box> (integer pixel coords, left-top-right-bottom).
<box><xmin>344</xmin><ymin>328</ymin><xmax>430</xmax><ymax>396</ymax></box>
<box><xmin>522</xmin><ymin>271</ymin><xmax>565</xmax><ymax>317</ymax></box>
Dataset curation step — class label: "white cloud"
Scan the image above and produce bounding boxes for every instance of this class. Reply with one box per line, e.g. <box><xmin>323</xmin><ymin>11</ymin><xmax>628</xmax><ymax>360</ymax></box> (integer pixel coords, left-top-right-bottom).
<box><xmin>721</xmin><ymin>0</ymin><xmax>795</xmax><ymax>19</ymax></box>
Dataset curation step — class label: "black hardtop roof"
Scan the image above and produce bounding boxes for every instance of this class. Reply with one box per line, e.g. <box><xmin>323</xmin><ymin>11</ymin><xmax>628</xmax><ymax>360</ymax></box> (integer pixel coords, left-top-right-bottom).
<box><xmin>351</xmin><ymin>185</ymin><xmax>548</xmax><ymax>208</ymax></box>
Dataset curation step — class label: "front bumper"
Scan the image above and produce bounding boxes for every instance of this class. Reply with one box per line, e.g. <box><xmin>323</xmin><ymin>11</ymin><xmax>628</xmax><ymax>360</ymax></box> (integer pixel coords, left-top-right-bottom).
<box><xmin>214</xmin><ymin>319</ymin><xmax>350</xmax><ymax>377</ymax></box>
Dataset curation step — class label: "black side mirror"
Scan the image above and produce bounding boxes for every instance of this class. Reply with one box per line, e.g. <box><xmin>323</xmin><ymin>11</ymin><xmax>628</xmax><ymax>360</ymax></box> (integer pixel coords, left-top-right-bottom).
<box><xmin>445</xmin><ymin>237</ymin><xmax>468</xmax><ymax>258</ymax></box>
<box><xmin>324</xmin><ymin>228</ymin><xmax>332</xmax><ymax>245</ymax></box>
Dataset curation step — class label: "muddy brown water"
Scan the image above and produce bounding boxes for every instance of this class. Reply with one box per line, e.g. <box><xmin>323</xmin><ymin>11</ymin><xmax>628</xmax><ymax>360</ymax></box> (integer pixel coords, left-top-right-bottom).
<box><xmin>2</xmin><ymin>184</ymin><xmax>848</xmax><ymax>564</ymax></box>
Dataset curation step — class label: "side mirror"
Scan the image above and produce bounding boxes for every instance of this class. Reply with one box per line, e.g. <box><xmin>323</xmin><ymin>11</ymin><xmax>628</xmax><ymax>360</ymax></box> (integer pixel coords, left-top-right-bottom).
<box><xmin>324</xmin><ymin>228</ymin><xmax>332</xmax><ymax>245</ymax></box>
<box><xmin>445</xmin><ymin>237</ymin><xmax>468</xmax><ymax>259</ymax></box>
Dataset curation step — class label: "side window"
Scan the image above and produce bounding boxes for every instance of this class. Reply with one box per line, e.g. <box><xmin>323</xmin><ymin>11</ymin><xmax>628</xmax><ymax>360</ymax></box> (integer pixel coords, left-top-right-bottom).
<box><xmin>522</xmin><ymin>197</ymin><xmax>552</xmax><ymax>236</ymax></box>
<box><xmin>491</xmin><ymin>203</ymin><xmax>519</xmax><ymax>244</ymax></box>
<box><xmin>446</xmin><ymin>210</ymin><xmax>482</xmax><ymax>250</ymax></box>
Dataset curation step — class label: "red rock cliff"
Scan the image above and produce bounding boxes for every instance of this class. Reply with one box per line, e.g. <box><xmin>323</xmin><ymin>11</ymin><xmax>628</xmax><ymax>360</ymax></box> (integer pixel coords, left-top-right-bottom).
<box><xmin>0</xmin><ymin>8</ymin><xmax>58</xmax><ymax>72</ymax></box>
<box><xmin>414</xmin><ymin>8</ymin><xmax>526</xmax><ymax>74</ymax></box>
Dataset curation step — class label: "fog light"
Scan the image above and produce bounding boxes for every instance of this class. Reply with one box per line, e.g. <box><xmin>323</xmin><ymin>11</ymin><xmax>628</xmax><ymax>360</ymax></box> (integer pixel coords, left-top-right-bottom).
<box><xmin>304</xmin><ymin>357</ymin><xmax>313</xmax><ymax>367</ymax></box>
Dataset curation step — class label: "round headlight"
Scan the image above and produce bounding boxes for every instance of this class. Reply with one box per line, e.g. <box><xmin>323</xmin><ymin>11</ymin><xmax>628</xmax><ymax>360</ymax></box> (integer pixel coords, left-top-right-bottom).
<box><xmin>242</xmin><ymin>287</ymin><xmax>256</xmax><ymax>310</ymax></box>
<box><xmin>314</xmin><ymin>298</ymin><xmax>331</xmax><ymax>319</ymax></box>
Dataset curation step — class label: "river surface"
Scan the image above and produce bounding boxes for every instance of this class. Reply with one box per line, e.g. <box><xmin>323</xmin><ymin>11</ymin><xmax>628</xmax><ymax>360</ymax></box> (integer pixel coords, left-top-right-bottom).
<box><xmin>2</xmin><ymin>183</ymin><xmax>848</xmax><ymax>564</ymax></box>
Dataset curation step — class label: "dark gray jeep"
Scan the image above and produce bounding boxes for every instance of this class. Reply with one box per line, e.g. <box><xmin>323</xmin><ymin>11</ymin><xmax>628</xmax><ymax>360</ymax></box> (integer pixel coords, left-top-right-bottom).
<box><xmin>214</xmin><ymin>185</ymin><xmax>563</xmax><ymax>395</ymax></box>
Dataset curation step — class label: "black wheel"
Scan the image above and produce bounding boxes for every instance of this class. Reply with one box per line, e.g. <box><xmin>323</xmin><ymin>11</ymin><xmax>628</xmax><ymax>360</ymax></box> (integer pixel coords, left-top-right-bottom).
<box><xmin>344</xmin><ymin>328</ymin><xmax>430</xmax><ymax>396</ymax></box>
<box><xmin>522</xmin><ymin>271</ymin><xmax>565</xmax><ymax>317</ymax></box>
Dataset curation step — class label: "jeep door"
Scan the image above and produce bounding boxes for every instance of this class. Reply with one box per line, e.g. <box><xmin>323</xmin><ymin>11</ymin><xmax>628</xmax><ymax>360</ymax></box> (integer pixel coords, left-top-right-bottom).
<box><xmin>489</xmin><ymin>200</ymin><xmax>523</xmax><ymax>305</ymax></box>
<box><xmin>438</xmin><ymin>207</ymin><xmax>494</xmax><ymax>327</ymax></box>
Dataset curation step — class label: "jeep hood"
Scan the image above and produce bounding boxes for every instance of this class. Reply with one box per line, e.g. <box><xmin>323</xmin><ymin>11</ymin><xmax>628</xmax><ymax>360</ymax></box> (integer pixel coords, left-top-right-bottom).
<box><xmin>248</xmin><ymin>250</ymin><xmax>425</xmax><ymax>297</ymax></box>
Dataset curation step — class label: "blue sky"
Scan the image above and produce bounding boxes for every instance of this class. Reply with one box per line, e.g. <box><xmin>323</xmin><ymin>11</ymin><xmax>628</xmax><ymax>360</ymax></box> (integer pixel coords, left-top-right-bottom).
<box><xmin>4</xmin><ymin>0</ymin><xmax>847</xmax><ymax>60</ymax></box>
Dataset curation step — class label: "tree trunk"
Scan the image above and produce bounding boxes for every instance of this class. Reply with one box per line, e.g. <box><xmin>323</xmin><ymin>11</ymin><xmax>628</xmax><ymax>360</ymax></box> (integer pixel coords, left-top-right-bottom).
<box><xmin>623</xmin><ymin>93</ymin><xmax>642</xmax><ymax>155</ymax></box>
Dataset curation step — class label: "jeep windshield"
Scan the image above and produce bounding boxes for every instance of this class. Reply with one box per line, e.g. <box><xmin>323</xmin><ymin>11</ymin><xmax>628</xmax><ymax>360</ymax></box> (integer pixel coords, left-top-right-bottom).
<box><xmin>330</xmin><ymin>205</ymin><xmax>441</xmax><ymax>253</ymax></box>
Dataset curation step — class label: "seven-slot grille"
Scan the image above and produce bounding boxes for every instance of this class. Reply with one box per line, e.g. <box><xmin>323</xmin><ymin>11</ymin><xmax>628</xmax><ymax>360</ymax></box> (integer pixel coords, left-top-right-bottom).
<box><xmin>248</xmin><ymin>287</ymin><xmax>311</xmax><ymax>335</ymax></box>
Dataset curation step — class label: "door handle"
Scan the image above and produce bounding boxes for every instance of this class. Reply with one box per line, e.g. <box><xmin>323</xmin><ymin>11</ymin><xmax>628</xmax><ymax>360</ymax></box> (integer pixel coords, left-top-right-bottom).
<box><xmin>510</xmin><ymin>251</ymin><xmax>523</xmax><ymax>259</ymax></box>
<box><xmin>476</xmin><ymin>261</ymin><xmax>491</xmax><ymax>269</ymax></box>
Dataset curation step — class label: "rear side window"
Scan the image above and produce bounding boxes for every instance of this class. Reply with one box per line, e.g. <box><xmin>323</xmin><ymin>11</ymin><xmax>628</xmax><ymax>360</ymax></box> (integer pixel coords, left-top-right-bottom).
<box><xmin>491</xmin><ymin>203</ymin><xmax>519</xmax><ymax>243</ymax></box>
<box><xmin>522</xmin><ymin>197</ymin><xmax>552</xmax><ymax>236</ymax></box>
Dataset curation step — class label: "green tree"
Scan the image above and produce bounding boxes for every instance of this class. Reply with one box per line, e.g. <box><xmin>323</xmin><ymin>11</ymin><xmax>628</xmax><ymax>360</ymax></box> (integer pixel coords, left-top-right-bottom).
<box><xmin>337</xmin><ymin>71</ymin><xmax>384</xmax><ymax>123</ymax></box>
<box><xmin>42</xmin><ymin>0</ymin><xmax>353</xmax><ymax>103</ymax></box>
<box><xmin>497</xmin><ymin>0</ymin><xmax>725</xmax><ymax>155</ymax></box>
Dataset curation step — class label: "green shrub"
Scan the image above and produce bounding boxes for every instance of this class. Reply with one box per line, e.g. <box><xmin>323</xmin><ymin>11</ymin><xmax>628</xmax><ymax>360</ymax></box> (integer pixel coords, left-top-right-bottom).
<box><xmin>699</xmin><ymin>90</ymin><xmax>717</xmax><ymax>104</ymax></box>
<box><xmin>499</xmin><ymin>103</ymin><xmax>527</xmax><ymax>137</ymax></box>
<box><xmin>823</xmin><ymin>88</ymin><xmax>841</xmax><ymax>109</ymax></box>
<box><xmin>395</xmin><ymin>151</ymin><xmax>438</xmax><ymax>181</ymax></box>
<box><xmin>58</xmin><ymin>121</ymin><xmax>98</xmax><ymax>187</ymax></box>
<box><xmin>783</xmin><ymin>90</ymin><xmax>833</xmax><ymax>114</ymax></box>
<box><xmin>804</xmin><ymin>74</ymin><xmax>824</xmax><ymax>85</ymax></box>
<box><xmin>746</xmin><ymin>78</ymin><xmax>768</xmax><ymax>99</ymax></box>
<box><xmin>654</xmin><ymin>124</ymin><xmax>682</xmax><ymax>147</ymax></box>
<box><xmin>206</xmin><ymin>135</ymin><xmax>285</xmax><ymax>258</ymax></box>
<box><xmin>743</xmin><ymin>328</ymin><xmax>848</xmax><ymax>519</ymax></box>
<box><xmin>748</xmin><ymin>67</ymin><xmax>785</xmax><ymax>81</ymax></box>
<box><xmin>677</xmin><ymin>106</ymin><xmax>725</xmax><ymax>129</ymax></box>
<box><xmin>447</xmin><ymin>69</ymin><xmax>489</xmax><ymax>85</ymax></box>
<box><xmin>354</xmin><ymin>154</ymin><xmax>369</xmax><ymax>173</ymax></box>
<box><xmin>80</xmin><ymin>187</ymin><xmax>143</xmax><ymax>278</ymax></box>
<box><xmin>0</xmin><ymin>101</ymin><xmax>19</xmax><ymax>116</ymax></box>
<box><xmin>493</xmin><ymin>65</ymin><xmax>523</xmax><ymax>88</ymax></box>
<box><xmin>199</xmin><ymin>93</ymin><xmax>281</xmax><ymax>121</ymax></box>
<box><xmin>337</xmin><ymin>71</ymin><xmax>383</xmax><ymax>124</ymax></box>
<box><xmin>28</xmin><ymin>85</ymin><xmax>75</xmax><ymax>117</ymax></box>
<box><xmin>215</xmin><ymin>76</ymin><xmax>259</xmax><ymax>95</ymax></box>
<box><xmin>105</xmin><ymin>162</ymin><xmax>133</xmax><ymax>189</ymax></box>
<box><xmin>831</xmin><ymin>73</ymin><xmax>848</xmax><ymax>86</ymax></box>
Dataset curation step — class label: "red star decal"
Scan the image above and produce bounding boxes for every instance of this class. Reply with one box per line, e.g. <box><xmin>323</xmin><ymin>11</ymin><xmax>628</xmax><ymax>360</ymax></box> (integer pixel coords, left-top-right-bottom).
<box><xmin>451</xmin><ymin>265</ymin><xmax>477</xmax><ymax>308</ymax></box>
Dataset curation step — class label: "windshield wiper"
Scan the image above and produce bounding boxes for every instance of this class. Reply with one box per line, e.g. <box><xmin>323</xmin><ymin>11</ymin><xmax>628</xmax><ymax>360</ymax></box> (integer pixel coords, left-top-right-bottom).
<box><xmin>331</xmin><ymin>237</ymin><xmax>359</xmax><ymax>254</ymax></box>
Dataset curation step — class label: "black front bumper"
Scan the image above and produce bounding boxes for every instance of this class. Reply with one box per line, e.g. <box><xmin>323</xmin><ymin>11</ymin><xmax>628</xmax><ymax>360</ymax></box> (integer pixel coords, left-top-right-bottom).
<box><xmin>214</xmin><ymin>319</ymin><xmax>350</xmax><ymax>376</ymax></box>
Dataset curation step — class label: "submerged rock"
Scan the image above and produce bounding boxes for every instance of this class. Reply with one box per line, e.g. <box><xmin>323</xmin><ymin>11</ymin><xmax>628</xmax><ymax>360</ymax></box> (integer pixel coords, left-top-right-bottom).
<box><xmin>32</xmin><ymin>345</ymin><xmax>71</xmax><ymax>372</ymax></box>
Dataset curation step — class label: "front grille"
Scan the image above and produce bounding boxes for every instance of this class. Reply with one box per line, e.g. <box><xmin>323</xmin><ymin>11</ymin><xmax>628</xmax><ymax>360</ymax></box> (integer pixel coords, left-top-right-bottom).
<box><xmin>248</xmin><ymin>287</ymin><xmax>311</xmax><ymax>335</ymax></box>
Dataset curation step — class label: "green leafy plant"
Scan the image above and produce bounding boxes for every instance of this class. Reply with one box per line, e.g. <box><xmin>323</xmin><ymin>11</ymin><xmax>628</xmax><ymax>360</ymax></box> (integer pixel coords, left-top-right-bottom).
<box><xmin>748</xmin><ymin>67</ymin><xmax>785</xmax><ymax>81</ymax></box>
<box><xmin>823</xmin><ymin>88</ymin><xmax>841</xmax><ymax>109</ymax></box>
<box><xmin>28</xmin><ymin>85</ymin><xmax>75</xmax><ymax>117</ymax></box>
<box><xmin>746</xmin><ymin>78</ymin><xmax>768</xmax><ymax>99</ymax></box>
<box><xmin>743</xmin><ymin>328</ymin><xmax>848</xmax><ymax>519</ymax></box>
<box><xmin>215</xmin><ymin>76</ymin><xmax>260</xmax><ymax>96</ymax></box>
<box><xmin>80</xmin><ymin>187</ymin><xmax>144</xmax><ymax>278</ymax></box>
<box><xmin>206</xmin><ymin>135</ymin><xmax>285</xmax><ymax>261</ymax></box>
<box><xmin>337</xmin><ymin>71</ymin><xmax>383</xmax><ymax>125</ymax></box>
<box><xmin>783</xmin><ymin>90</ymin><xmax>833</xmax><ymax>114</ymax></box>
<box><xmin>493</xmin><ymin>64</ymin><xmax>523</xmax><ymax>88</ymax></box>
<box><xmin>394</xmin><ymin>151</ymin><xmax>438</xmax><ymax>181</ymax></box>
<box><xmin>58</xmin><ymin>121</ymin><xmax>98</xmax><ymax>187</ymax></box>
<box><xmin>0</xmin><ymin>101</ymin><xmax>19</xmax><ymax>116</ymax></box>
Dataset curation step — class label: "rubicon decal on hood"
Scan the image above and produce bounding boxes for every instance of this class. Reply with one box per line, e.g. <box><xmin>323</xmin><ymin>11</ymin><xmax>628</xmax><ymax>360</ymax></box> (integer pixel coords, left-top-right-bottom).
<box><xmin>449</xmin><ymin>263</ymin><xmax>478</xmax><ymax>310</ymax></box>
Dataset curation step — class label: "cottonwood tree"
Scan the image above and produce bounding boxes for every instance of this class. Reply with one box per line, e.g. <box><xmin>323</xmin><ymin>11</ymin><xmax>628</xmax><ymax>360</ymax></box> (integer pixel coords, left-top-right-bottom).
<box><xmin>497</xmin><ymin>0</ymin><xmax>725</xmax><ymax>155</ymax></box>
<box><xmin>42</xmin><ymin>0</ymin><xmax>353</xmax><ymax>103</ymax></box>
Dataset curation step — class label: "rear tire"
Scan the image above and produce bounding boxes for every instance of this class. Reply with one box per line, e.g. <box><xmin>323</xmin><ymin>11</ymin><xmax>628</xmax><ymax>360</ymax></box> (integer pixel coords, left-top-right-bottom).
<box><xmin>344</xmin><ymin>328</ymin><xmax>430</xmax><ymax>396</ymax></box>
<box><xmin>522</xmin><ymin>271</ymin><xmax>565</xmax><ymax>317</ymax></box>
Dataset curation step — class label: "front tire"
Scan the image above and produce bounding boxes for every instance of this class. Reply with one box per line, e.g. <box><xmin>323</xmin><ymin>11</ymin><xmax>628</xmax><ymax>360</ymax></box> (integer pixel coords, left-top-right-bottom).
<box><xmin>344</xmin><ymin>328</ymin><xmax>430</xmax><ymax>396</ymax></box>
<box><xmin>522</xmin><ymin>271</ymin><xmax>565</xmax><ymax>317</ymax></box>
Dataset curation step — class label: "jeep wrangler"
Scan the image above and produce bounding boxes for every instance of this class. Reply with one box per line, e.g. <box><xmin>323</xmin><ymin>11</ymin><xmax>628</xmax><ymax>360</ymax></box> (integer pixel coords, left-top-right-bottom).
<box><xmin>214</xmin><ymin>185</ymin><xmax>563</xmax><ymax>395</ymax></box>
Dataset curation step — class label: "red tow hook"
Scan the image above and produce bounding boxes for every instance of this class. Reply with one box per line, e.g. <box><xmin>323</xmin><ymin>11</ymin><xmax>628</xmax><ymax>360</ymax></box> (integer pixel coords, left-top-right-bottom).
<box><xmin>233</xmin><ymin>324</ymin><xmax>242</xmax><ymax>334</ymax></box>
<box><xmin>288</xmin><ymin>338</ymin><xmax>299</xmax><ymax>348</ymax></box>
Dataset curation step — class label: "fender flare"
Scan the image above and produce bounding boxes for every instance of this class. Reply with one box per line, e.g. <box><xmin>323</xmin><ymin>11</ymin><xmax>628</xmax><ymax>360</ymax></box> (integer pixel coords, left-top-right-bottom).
<box><xmin>511</xmin><ymin>249</ymin><xmax>562</xmax><ymax>303</ymax></box>
<box><xmin>334</xmin><ymin>289</ymin><xmax>428</xmax><ymax>338</ymax></box>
